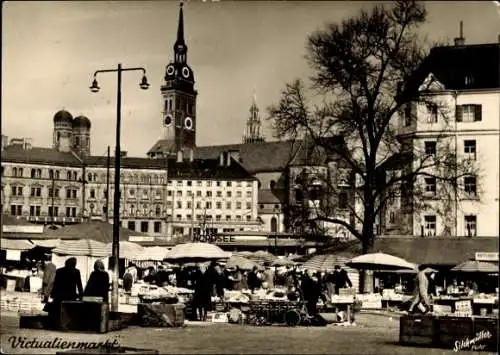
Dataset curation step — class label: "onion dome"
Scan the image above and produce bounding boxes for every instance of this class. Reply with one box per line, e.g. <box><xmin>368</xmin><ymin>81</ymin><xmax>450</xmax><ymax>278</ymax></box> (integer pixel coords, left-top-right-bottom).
<box><xmin>53</xmin><ymin>109</ymin><xmax>73</xmax><ymax>124</ymax></box>
<box><xmin>72</xmin><ymin>115</ymin><xmax>91</xmax><ymax>129</ymax></box>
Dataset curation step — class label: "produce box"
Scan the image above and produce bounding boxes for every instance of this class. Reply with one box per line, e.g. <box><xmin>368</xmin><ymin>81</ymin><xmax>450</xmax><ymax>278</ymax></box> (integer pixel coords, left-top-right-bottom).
<box><xmin>138</xmin><ymin>303</ymin><xmax>185</xmax><ymax>327</ymax></box>
<box><xmin>59</xmin><ymin>301</ymin><xmax>109</xmax><ymax>333</ymax></box>
<box><xmin>436</xmin><ymin>316</ymin><xmax>474</xmax><ymax>348</ymax></box>
<box><xmin>399</xmin><ymin>315</ymin><xmax>438</xmax><ymax>346</ymax></box>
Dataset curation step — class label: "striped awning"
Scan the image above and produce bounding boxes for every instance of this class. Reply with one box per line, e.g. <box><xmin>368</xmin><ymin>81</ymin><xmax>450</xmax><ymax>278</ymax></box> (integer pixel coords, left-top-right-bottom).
<box><xmin>135</xmin><ymin>246</ymin><xmax>171</xmax><ymax>261</ymax></box>
<box><xmin>52</xmin><ymin>239</ymin><xmax>110</xmax><ymax>257</ymax></box>
<box><xmin>31</xmin><ymin>239</ymin><xmax>61</xmax><ymax>248</ymax></box>
<box><xmin>451</xmin><ymin>260</ymin><xmax>499</xmax><ymax>273</ymax></box>
<box><xmin>165</xmin><ymin>242</ymin><xmax>229</xmax><ymax>260</ymax></box>
<box><xmin>0</xmin><ymin>238</ymin><xmax>34</xmax><ymax>251</ymax></box>
<box><xmin>106</xmin><ymin>241</ymin><xmax>144</xmax><ymax>260</ymax></box>
<box><xmin>302</xmin><ymin>255</ymin><xmax>352</xmax><ymax>272</ymax></box>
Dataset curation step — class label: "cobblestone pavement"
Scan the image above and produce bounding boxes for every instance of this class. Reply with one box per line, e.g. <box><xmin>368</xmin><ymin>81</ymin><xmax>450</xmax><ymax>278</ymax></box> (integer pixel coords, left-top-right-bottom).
<box><xmin>0</xmin><ymin>311</ymin><xmax>495</xmax><ymax>354</ymax></box>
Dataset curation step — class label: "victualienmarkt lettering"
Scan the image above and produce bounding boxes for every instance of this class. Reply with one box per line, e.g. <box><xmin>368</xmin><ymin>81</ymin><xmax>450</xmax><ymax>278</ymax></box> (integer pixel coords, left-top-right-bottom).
<box><xmin>193</xmin><ymin>235</ymin><xmax>235</xmax><ymax>243</ymax></box>
<box><xmin>7</xmin><ymin>336</ymin><xmax>120</xmax><ymax>350</ymax></box>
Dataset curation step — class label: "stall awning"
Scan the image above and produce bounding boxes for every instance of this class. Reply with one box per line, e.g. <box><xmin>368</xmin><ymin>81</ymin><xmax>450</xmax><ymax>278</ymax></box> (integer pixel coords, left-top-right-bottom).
<box><xmin>0</xmin><ymin>238</ymin><xmax>34</xmax><ymax>251</ymax></box>
<box><xmin>374</xmin><ymin>237</ymin><xmax>499</xmax><ymax>265</ymax></box>
<box><xmin>52</xmin><ymin>239</ymin><xmax>110</xmax><ymax>257</ymax></box>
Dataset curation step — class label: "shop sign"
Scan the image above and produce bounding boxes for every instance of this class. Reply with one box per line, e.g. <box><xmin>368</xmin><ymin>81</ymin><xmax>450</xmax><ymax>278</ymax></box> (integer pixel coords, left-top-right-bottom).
<box><xmin>6</xmin><ymin>249</ymin><xmax>21</xmax><ymax>261</ymax></box>
<box><xmin>475</xmin><ymin>252</ymin><xmax>499</xmax><ymax>262</ymax></box>
<box><xmin>128</xmin><ymin>236</ymin><xmax>155</xmax><ymax>242</ymax></box>
<box><xmin>193</xmin><ymin>235</ymin><xmax>235</xmax><ymax>243</ymax></box>
<box><xmin>3</xmin><ymin>225</ymin><xmax>44</xmax><ymax>234</ymax></box>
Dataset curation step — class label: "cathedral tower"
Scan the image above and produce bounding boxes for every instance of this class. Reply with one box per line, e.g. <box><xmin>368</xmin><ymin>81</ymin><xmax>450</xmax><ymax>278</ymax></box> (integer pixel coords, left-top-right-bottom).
<box><xmin>242</xmin><ymin>91</ymin><xmax>265</xmax><ymax>144</ymax></box>
<box><xmin>160</xmin><ymin>2</ymin><xmax>197</xmax><ymax>156</ymax></box>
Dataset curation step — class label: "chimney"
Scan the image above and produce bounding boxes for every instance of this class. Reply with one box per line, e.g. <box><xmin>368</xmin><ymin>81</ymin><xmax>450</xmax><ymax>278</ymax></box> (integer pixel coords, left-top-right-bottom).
<box><xmin>453</xmin><ymin>21</ymin><xmax>465</xmax><ymax>46</ymax></box>
<box><xmin>229</xmin><ymin>149</ymin><xmax>240</xmax><ymax>163</ymax></box>
<box><xmin>219</xmin><ymin>152</ymin><xmax>225</xmax><ymax>166</ymax></box>
<box><xmin>226</xmin><ymin>151</ymin><xmax>232</xmax><ymax>167</ymax></box>
<box><xmin>1</xmin><ymin>135</ymin><xmax>8</xmax><ymax>151</ymax></box>
<box><xmin>177</xmin><ymin>150</ymin><xmax>183</xmax><ymax>163</ymax></box>
<box><xmin>189</xmin><ymin>148</ymin><xmax>194</xmax><ymax>162</ymax></box>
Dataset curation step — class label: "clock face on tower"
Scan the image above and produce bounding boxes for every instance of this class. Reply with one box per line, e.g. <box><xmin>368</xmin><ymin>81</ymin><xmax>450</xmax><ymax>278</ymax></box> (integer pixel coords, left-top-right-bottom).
<box><xmin>164</xmin><ymin>114</ymin><xmax>173</xmax><ymax>126</ymax></box>
<box><xmin>184</xmin><ymin>116</ymin><xmax>193</xmax><ymax>130</ymax></box>
<box><xmin>166</xmin><ymin>64</ymin><xmax>175</xmax><ymax>77</ymax></box>
<box><xmin>182</xmin><ymin>67</ymin><xmax>190</xmax><ymax>79</ymax></box>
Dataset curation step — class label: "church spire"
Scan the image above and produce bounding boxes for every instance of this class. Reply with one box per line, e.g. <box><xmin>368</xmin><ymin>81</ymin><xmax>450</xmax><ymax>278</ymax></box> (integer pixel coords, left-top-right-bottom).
<box><xmin>243</xmin><ymin>89</ymin><xmax>265</xmax><ymax>144</ymax></box>
<box><xmin>174</xmin><ymin>2</ymin><xmax>187</xmax><ymax>64</ymax></box>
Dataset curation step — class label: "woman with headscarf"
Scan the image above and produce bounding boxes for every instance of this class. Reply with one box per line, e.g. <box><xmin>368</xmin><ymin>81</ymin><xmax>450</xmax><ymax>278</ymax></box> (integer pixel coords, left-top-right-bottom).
<box><xmin>84</xmin><ymin>260</ymin><xmax>110</xmax><ymax>303</ymax></box>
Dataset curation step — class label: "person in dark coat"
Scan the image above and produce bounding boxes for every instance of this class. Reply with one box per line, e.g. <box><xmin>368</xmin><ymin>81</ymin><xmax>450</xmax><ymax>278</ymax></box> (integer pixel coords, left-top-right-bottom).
<box><xmin>51</xmin><ymin>257</ymin><xmax>84</xmax><ymax>303</ymax></box>
<box><xmin>83</xmin><ymin>260</ymin><xmax>110</xmax><ymax>302</ymax></box>
<box><xmin>247</xmin><ymin>266</ymin><xmax>261</xmax><ymax>293</ymax></box>
<box><xmin>41</xmin><ymin>254</ymin><xmax>57</xmax><ymax>302</ymax></box>
<box><xmin>301</xmin><ymin>271</ymin><xmax>321</xmax><ymax>315</ymax></box>
<box><xmin>193</xmin><ymin>267</ymin><xmax>212</xmax><ymax>321</ymax></box>
<box><xmin>333</xmin><ymin>265</ymin><xmax>352</xmax><ymax>295</ymax></box>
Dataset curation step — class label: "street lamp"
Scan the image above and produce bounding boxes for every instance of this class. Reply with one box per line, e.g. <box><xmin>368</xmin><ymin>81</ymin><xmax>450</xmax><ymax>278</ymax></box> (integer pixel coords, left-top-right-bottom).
<box><xmin>89</xmin><ymin>63</ymin><xmax>150</xmax><ymax>312</ymax></box>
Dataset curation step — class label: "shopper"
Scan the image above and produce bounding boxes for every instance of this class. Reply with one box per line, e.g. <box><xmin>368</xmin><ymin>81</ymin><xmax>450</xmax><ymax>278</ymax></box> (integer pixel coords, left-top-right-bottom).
<box><xmin>51</xmin><ymin>257</ymin><xmax>84</xmax><ymax>303</ymax></box>
<box><xmin>247</xmin><ymin>266</ymin><xmax>261</xmax><ymax>292</ymax></box>
<box><xmin>41</xmin><ymin>253</ymin><xmax>56</xmax><ymax>303</ymax></box>
<box><xmin>83</xmin><ymin>260</ymin><xmax>110</xmax><ymax>303</ymax></box>
<box><xmin>408</xmin><ymin>266</ymin><xmax>432</xmax><ymax>314</ymax></box>
<box><xmin>332</xmin><ymin>265</ymin><xmax>352</xmax><ymax>295</ymax></box>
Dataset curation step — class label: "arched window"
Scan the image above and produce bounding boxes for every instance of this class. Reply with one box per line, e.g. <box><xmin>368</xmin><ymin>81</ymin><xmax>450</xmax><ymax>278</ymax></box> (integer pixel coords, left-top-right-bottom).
<box><xmin>49</xmin><ymin>169</ymin><xmax>54</xmax><ymax>179</ymax></box>
<box><xmin>31</xmin><ymin>169</ymin><xmax>36</xmax><ymax>178</ymax></box>
<box><xmin>88</xmin><ymin>173</ymin><xmax>92</xmax><ymax>182</ymax></box>
<box><xmin>270</xmin><ymin>217</ymin><xmax>278</xmax><ymax>233</ymax></box>
<box><xmin>67</xmin><ymin>171</ymin><xmax>72</xmax><ymax>180</ymax></box>
<box><xmin>73</xmin><ymin>172</ymin><xmax>77</xmax><ymax>180</ymax></box>
<box><xmin>12</xmin><ymin>168</ymin><xmax>17</xmax><ymax>177</ymax></box>
<box><xmin>155</xmin><ymin>205</ymin><xmax>161</xmax><ymax>216</ymax></box>
<box><xmin>55</xmin><ymin>170</ymin><xmax>60</xmax><ymax>179</ymax></box>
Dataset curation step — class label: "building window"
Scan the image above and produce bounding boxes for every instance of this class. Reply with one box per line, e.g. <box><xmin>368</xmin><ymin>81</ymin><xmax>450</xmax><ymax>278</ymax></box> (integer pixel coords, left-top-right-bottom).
<box><xmin>206</xmin><ymin>181</ymin><xmax>212</xmax><ymax>187</ymax></box>
<box><xmin>456</xmin><ymin>104</ymin><xmax>482</xmax><ymax>122</ymax></box>
<box><xmin>216</xmin><ymin>191</ymin><xmax>222</xmax><ymax>197</ymax></box>
<box><xmin>128</xmin><ymin>221</ymin><xmax>136</xmax><ymax>231</ymax></box>
<box><xmin>206</xmin><ymin>201</ymin><xmax>212</xmax><ymax>209</ymax></box>
<box><xmin>48</xmin><ymin>188</ymin><xmax>60</xmax><ymax>198</ymax></box>
<box><xmin>187</xmin><ymin>181</ymin><xmax>192</xmax><ymax>187</ymax></box>
<box><xmin>246</xmin><ymin>202</ymin><xmax>251</xmax><ymax>209</ymax></box>
<box><xmin>424</xmin><ymin>177</ymin><xmax>436</xmax><ymax>195</ymax></box>
<box><xmin>67</xmin><ymin>171</ymin><xmax>72</xmax><ymax>180</ymax></box>
<box><xmin>196</xmin><ymin>214</ymin><xmax>202</xmax><ymax>221</ymax></box>
<box><xmin>140</xmin><ymin>221</ymin><xmax>149</xmax><ymax>233</ymax></box>
<box><xmin>464</xmin><ymin>140</ymin><xmax>476</xmax><ymax>160</ymax></box>
<box><xmin>176</xmin><ymin>201</ymin><xmax>182</xmax><ymax>209</ymax></box>
<box><xmin>226</xmin><ymin>215</ymin><xmax>231</xmax><ymax>221</ymax></box>
<box><xmin>187</xmin><ymin>201</ymin><xmax>192</xmax><ymax>209</ymax></box>
<box><xmin>167</xmin><ymin>190</ymin><xmax>172</xmax><ymax>197</ymax></box>
<box><xmin>206</xmin><ymin>191</ymin><xmax>212</xmax><ymax>197</ymax></box>
<box><xmin>29</xmin><ymin>206</ymin><xmax>41</xmax><ymax>216</ymax></box>
<box><xmin>227</xmin><ymin>191</ymin><xmax>232</xmax><ymax>197</ymax></box>
<box><xmin>338</xmin><ymin>192</ymin><xmax>348</xmax><ymax>209</ymax></box>
<box><xmin>246</xmin><ymin>182</ymin><xmax>252</xmax><ymax>187</ymax></box>
<box><xmin>65</xmin><ymin>207</ymin><xmax>76</xmax><ymax>217</ymax></box>
<box><xmin>186</xmin><ymin>214</ymin><xmax>192</xmax><ymax>220</ymax></box>
<box><xmin>155</xmin><ymin>205</ymin><xmax>161</xmax><ymax>216</ymax></box>
<box><xmin>176</xmin><ymin>180</ymin><xmax>183</xmax><ymax>186</ymax></box>
<box><xmin>424</xmin><ymin>141</ymin><xmax>436</xmax><ymax>156</ymax></box>
<box><xmin>404</xmin><ymin>104</ymin><xmax>412</xmax><ymax>126</ymax></box>
<box><xmin>48</xmin><ymin>206</ymin><xmax>59</xmax><ymax>217</ymax></box>
<box><xmin>464</xmin><ymin>215</ymin><xmax>477</xmax><ymax>237</ymax></box>
<box><xmin>30</xmin><ymin>187</ymin><xmax>42</xmax><ymax>197</ymax></box>
<box><xmin>216</xmin><ymin>181</ymin><xmax>221</xmax><ymax>187</ymax></box>
<box><xmin>464</xmin><ymin>176</ymin><xmax>477</xmax><ymax>197</ymax></box>
<box><xmin>153</xmin><ymin>221</ymin><xmax>161</xmax><ymax>233</ymax></box>
<box><xmin>226</xmin><ymin>202</ymin><xmax>231</xmax><ymax>209</ymax></box>
<box><xmin>49</xmin><ymin>169</ymin><xmax>54</xmax><ymax>179</ymax></box>
<box><xmin>196</xmin><ymin>201</ymin><xmax>201</xmax><ymax>209</ymax></box>
<box><xmin>31</xmin><ymin>169</ymin><xmax>41</xmax><ymax>179</ymax></box>
<box><xmin>271</xmin><ymin>217</ymin><xmax>278</xmax><ymax>232</ymax></box>
<box><xmin>227</xmin><ymin>181</ymin><xmax>232</xmax><ymax>187</ymax></box>
<box><xmin>216</xmin><ymin>215</ymin><xmax>222</xmax><ymax>221</ymax></box>
<box><xmin>129</xmin><ymin>189</ymin><xmax>135</xmax><ymax>198</ymax></box>
<box><xmin>196</xmin><ymin>191</ymin><xmax>202</xmax><ymax>197</ymax></box>
<box><xmin>236</xmin><ymin>191</ymin><xmax>242</xmax><ymax>198</ymax></box>
<box><xmin>89</xmin><ymin>189</ymin><xmax>96</xmax><ymax>198</ymax></box>
<box><xmin>424</xmin><ymin>215</ymin><xmax>436</xmax><ymax>236</ymax></box>
<box><xmin>236</xmin><ymin>202</ymin><xmax>242</xmax><ymax>209</ymax></box>
<box><xmin>176</xmin><ymin>190</ymin><xmax>182</xmax><ymax>197</ymax></box>
<box><xmin>176</xmin><ymin>214</ymin><xmax>182</xmax><ymax>221</ymax></box>
<box><xmin>246</xmin><ymin>191</ymin><xmax>252</xmax><ymax>198</ymax></box>
<box><xmin>236</xmin><ymin>215</ymin><xmax>241</xmax><ymax>221</ymax></box>
<box><xmin>197</xmin><ymin>181</ymin><xmax>202</xmax><ymax>187</ymax></box>
<box><xmin>11</xmin><ymin>186</ymin><xmax>23</xmax><ymax>196</ymax></box>
<box><xmin>10</xmin><ymin>205</ymin><xmax>22</xmax><ymax>216</ymax></box>
<box><xmin>426</xmin><ymin>104</ymin><xmax>438</xmax><ymax>123</ymax></box>
<box><xmin>246</xmin><ymin>215</ymin><xmax>251</xmax><ymax>221</ymax></box>
<box><xmin>216</xmin><ymin>202</ymin><xmax>222</xmax><ymax>209</ymax></box>
<box><xmin>142</xmin><ymin>189</ymin><xmax>149</xmax><ymax>199</ymax></box>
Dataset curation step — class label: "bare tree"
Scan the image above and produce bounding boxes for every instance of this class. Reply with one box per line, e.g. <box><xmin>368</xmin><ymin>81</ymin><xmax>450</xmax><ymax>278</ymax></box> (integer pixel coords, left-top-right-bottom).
<box><xmin>267</xmin><ymin>1</ymin><xmax>476</xmax><ymax>291</ymax></box>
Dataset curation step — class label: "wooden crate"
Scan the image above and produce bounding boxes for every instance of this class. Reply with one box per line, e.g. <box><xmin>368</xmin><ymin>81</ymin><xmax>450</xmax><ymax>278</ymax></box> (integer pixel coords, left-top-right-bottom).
<box><xmin>59</xmin><ymin>301</ymin><xmax>109</xmax><ymax>333</ymax></box>
<box><xmin>436</xmin><ymin>316</ymin><xmax>474</xmax><ymax>349</ymax></box>
<box><xmin>399</xmin><ymin>315</ymin><xmax>437</xmax><ymax>346</ymax></box>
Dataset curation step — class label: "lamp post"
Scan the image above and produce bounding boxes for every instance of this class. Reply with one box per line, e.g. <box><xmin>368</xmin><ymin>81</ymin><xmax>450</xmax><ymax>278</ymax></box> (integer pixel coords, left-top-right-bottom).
<box><xmin>89</xmin><ymin>64</ymin><xmax>150</xmax><ymax>312</ymax></box>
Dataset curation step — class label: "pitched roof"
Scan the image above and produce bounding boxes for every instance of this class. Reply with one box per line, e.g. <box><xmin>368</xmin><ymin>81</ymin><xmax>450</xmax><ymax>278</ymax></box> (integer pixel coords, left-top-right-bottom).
<box><xmin>258</xmin><ymin>189</ymin><xmax>281</xmax><ymax>204</ymax></box>
<box><xmin>407</xmin><ymin>43</ymin><xmax>500</xmax><ymax>92</ymax></box>
<box><xmin>44</xmin><ymin>220</ymin><xmax>147</xmax><ymax>243</ymax></box>
<box><xmin>1</xmin><ymin>146</ymin><xmax>81</xmax><ymax>166</ymax></box>
<box><xmin>166</xmin><ymin>157</ymin><xmax>255</xmax><ymax>180</ymax></box>
<box><xmin>83</xmin><ymin>156</ymin><xmax>169</xmax><ymax>170</ymax></box>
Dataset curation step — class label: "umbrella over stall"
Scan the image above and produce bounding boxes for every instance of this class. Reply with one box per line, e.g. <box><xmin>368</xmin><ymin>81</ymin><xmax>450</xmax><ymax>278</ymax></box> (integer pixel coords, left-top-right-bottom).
<box><xmin>346</xmin><ymin>252</ymin><xmax>418</xmax><ymax>271</ymax></box>
<box><xmin>302</xmin><ymin>254</ymin><xmax>352</xmax><ymax>272</ymax></box>
<box><xmin>165</xmin><ymin>242</ymin><xmax>230</xmax><ymax>260</ymax></box>
<box><xmin>226</xmin><ymin>255</ymin><xmax>261</xmax><ymax>270</ymax></box>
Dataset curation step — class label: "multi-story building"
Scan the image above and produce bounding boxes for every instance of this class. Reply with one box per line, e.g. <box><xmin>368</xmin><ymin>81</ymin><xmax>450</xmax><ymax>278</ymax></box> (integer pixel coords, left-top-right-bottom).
<box><xmin>147</xmin><ymin>3</ymin><xmax>355</xmax><ymax>238</ymax></box>
<box><xmin>390</xmin><ymin>39</ymin><xmax>499</xmax><ymax>238</ymax></box>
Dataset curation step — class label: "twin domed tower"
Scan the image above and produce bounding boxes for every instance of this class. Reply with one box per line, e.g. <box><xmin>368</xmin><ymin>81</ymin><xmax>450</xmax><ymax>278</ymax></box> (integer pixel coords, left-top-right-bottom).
<box><xmin>52</xmin><ymin>109</ymin><xmax>91</xmax><ymax>156</ymax></box>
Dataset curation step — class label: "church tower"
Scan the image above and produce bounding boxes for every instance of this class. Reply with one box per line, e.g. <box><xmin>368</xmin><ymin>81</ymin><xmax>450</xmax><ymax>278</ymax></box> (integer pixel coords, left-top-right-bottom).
<box><xmin>160</xmin><ymin>2</ymin><xmax>197</xmax><ymax>156</ymax></box>
<box><xmin>242</xmin><ymin>90</ymin><xmax>265</xmax><ymax>144</ymax></box>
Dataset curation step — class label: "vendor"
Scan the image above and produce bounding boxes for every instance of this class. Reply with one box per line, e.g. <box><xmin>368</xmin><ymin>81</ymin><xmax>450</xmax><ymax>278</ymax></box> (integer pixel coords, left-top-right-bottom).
<box><xmin>408</xmin><ymin>266</ymin><xmax>432</xmax><ymax>314</ymax></box>
<box><xmin>41</xmin><ymin>253</ymin><xmax>56</xmax><ymax>302</ymax></box>
<box><xmin>83</xmin><ymin>260</ymin><xmax>109</xmax><ymax>303</ymax></box>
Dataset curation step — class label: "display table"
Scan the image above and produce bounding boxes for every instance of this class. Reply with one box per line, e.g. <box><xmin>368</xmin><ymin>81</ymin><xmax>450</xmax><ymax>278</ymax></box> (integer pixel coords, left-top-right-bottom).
<box><xmin>400</xmin><ymin>314</ymin><xmax>498</xmax><ymax>351</ymax></box>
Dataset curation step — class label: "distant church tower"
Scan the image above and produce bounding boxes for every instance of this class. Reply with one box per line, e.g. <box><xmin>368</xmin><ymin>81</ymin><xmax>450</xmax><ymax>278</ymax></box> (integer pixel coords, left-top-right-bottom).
<box><xmin>53</xmin><ymin>109</ymin><xmax>74</xmax><ymax>152</ymax></box>
<box><xmin>72</xmin><ymin>115</ymin><xmax>91</xmax><ymax>156</ymax></box>
<box><xmin>160</xmin><ymin>2</ymin><xmax>197</xmax><ymax>156</ymax></box>
<box><xmin>242</xmin><ymin>91</ymin><xmax>265</xmax><ymax>144</ymax></box>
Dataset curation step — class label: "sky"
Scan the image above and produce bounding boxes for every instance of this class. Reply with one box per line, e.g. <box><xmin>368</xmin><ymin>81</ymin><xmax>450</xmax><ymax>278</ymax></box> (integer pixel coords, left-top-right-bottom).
<box><xmin>2</xmin><ymin>1</ymin><xmax>499</xmax><ymax>158</ymax></box>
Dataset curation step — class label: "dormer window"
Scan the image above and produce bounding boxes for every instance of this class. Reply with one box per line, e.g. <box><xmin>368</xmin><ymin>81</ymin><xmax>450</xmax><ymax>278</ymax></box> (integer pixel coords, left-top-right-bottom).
<box><xmin>464</xmin><ymin>75</ymin><xmax>474</xmax><ymax>86</ymax></box>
